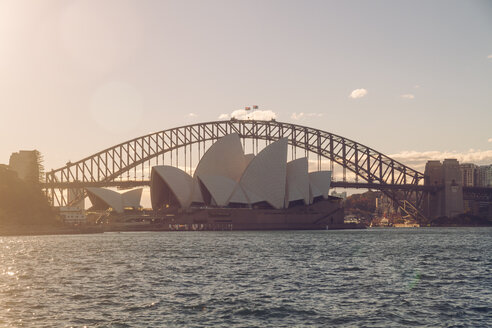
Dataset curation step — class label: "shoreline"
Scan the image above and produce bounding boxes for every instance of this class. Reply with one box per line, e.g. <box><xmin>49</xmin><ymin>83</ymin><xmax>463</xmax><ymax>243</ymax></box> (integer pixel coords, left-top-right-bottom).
<box><xmin>0</xmin><ymin>225</ymin><xmax>103</xmax><ymax>237</ymax></box>
<box><xmin>2</xmin><ymin>224</ymin><xmax>491</xmax><ymax>237</ymax></box>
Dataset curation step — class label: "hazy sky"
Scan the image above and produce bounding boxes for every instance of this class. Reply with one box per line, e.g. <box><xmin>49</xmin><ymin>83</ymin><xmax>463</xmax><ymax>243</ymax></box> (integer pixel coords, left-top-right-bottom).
<box><xmin>1</xmin><ymin>0</ymin><xmax>491</xmax><ymax>173</ymax></box>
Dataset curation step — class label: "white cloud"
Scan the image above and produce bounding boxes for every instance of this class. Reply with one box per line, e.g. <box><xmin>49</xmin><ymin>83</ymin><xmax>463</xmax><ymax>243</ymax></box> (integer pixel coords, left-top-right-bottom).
<box><xmin>218</xmin><ymin>109</ymin><xmax>277</xmax><ymax>121</ymax></box>
<box><xmin>291</xmin><ymin>112</ymin><xmax>304</xmax><ymax>120</ymax></box>
<box><xmin>487</xmin><ymin>54</ymin><xmax>492</xmax><ymax>59</ymax></box>
<box><xmin>414</xmin><ymin>85</ymin><xmax>421</xmax><ymax>89</ymax></box>
<box><xmin>390</xmin><ymin>149</ymin><xmax>492</xmax><ymax>172</ymax></box>
<box><xmin>349</xmin><ymin>88</ymin><xmax>368</xmax><ymax>99</ymax></box>
<box><xmin>488</xmin><ymin>138</ymin><xmax>492</xmax><ymax>143</ymax></box>
<box><xmin>291</xmin><ymin>112</ymin><xmax>324</xmax><ymax>120</ymax></box>
<box><xmin>187</xmin><ymin>112</ymin><xmax>197</xmax><ymax>117</ymax></box>
<box><xmin>401</xmin><ymin>94</ymin><xmax>415</xmax><ymax>99</ymax></box>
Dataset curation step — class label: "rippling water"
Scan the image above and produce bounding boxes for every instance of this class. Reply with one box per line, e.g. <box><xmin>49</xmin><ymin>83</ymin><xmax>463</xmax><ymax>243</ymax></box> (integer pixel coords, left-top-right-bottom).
<box><xmin>1</xmin><ymin>228</ymin><xmax>491</xmax><ymax>327</ymax></box>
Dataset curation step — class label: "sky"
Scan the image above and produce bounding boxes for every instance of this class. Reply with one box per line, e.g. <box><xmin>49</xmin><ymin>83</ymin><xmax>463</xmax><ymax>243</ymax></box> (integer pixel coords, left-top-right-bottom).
<box><xmin>1</xmin><ymin>0</ymin><xmax>491</xmax><ymax>175</ymax></box>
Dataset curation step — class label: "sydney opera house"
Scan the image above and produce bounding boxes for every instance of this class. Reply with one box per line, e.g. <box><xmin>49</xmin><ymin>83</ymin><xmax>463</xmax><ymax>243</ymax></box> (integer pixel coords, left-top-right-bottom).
<box><xmin>86</xmin><ymin>187</ymin><xmax>143</xmax><ymax>214</ymax></box>
<box><xmin>86</xmin><ymin>134</ymin><xmax>344</xmax><ymax>230</ymax></box>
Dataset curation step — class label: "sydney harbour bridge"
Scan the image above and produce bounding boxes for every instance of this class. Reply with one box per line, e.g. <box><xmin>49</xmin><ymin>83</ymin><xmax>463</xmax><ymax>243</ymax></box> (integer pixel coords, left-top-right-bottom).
<box><xmin>42</xmin><ymin>119</ymin><xmax>491</xmax><ymax>223</ymax></box>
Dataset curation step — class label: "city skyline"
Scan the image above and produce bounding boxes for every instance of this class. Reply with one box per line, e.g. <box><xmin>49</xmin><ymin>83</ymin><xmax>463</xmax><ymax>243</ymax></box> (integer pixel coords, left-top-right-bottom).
<box><xmin>1</xmin><ymin>0</ymin><xmax>491</xmax><ymax>173</ymax></box>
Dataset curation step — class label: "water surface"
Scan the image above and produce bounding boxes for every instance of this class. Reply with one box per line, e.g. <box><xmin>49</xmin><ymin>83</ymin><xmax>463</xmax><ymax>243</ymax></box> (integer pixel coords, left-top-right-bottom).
<box><xmin>1</xmin><ymin>228</ymin><xmax>491</xmax><ymax>327</ymax></box>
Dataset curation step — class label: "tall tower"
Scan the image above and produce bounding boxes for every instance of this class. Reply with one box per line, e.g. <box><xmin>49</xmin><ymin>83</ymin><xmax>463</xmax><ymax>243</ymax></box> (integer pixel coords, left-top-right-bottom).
<box><xmin>424</xmin><ymin>160</ymin><xmax>443</xmax><ymax>219</ymax></box>
<box><xmin>477</xmin><ymin>165</ymin><xmax>492</xmax><ymax>187</ymax></box>
<box><xmin>460</xmin><ymin>163</ymin><xmax>477</xmax><ymax>187</ymax></box>
<box><xmin>424</xmin><ymin>159</ymin><xmax>464</xmax><ymax>219</ymax></box>
<box><xmin>9</xmin><ymin>150</ymin><xmax>41</xmax><ymax>183</ymax></box>
<box><xmin>442</xmin><ymin>159</ymin><xmax>463</xmax><ymax>217</ymax></box>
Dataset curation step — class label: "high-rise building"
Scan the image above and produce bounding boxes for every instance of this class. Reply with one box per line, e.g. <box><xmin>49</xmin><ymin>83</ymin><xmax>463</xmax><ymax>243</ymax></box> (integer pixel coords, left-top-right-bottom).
<box><xmin>459</xmin><ymin>163</ymin><xmax>477</xmax><ymax>187</ymax></box>
<box><xmin>424</xmin><ymin>159</ymin><xmax>464</xmax><ymax>218</ymax></box>
<box><xmin>8</xmin><ymin>150</ymin><xmax>41</xmax><ymax>183</ymax></box>
<box><xmin>442</xmin><ymin>159</ymin><xmax>464</xmax><ymax>217</ymax></box>
<box><xmin>423</xmin><ymin>160</ymin><xmax>443</xmax><ymax>219</ymax></box>
<box><xmin>477</xmin><ymin>165</ymin><xmax>492</xmax><ymax>187</ymax></box>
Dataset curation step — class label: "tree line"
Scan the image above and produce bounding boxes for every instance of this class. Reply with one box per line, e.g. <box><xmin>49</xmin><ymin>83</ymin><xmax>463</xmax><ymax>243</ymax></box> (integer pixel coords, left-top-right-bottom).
<box><xmin>0</xmin><ymin>165</ymin><xmax>57</xmax><ymax>227</ymax></box>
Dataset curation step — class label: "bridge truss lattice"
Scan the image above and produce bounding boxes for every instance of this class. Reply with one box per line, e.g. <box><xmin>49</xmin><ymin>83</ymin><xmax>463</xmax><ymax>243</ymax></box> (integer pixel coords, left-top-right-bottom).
<box><xmin>44</xmin><ymin>120</ymin><xmax>426</xmax><ymax>221</ymax></box>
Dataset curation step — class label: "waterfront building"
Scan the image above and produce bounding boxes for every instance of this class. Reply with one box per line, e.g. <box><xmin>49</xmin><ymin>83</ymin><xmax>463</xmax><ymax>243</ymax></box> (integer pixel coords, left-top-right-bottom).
<box><xmin>58</xmin><ymin>206</ymin><xmax>86</xmax><ymax>225</ymax></box>
<box><xmin>148</xmin><ymin>134</ymin><xmax>342</xmax><ymax>230</ymax></box>
<box><xmin>344</xmin><ymin>214</ymin><xmax>360</xmax><ymax>224</ymax></box>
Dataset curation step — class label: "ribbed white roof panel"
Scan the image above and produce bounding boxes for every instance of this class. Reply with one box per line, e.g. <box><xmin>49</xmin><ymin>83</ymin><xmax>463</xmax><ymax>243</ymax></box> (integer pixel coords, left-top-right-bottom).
<box><xmin>241</xmin><ymin>184</ymin><xmax>265</xmax><ymax>204</ymax></box>
<box><xmin>309</xmin><ymin>171</ymin><xmax>332</xmax><ymax>200</ymax></box>
<box><xmin>86</xmin><ymin>187</ymin><xmax>123</xmax><ymax>213</ymax></box>
<box><xmin>239</xmin><ymin>138</ymin><xmax>288</xmax><ymax>209</ymax></box>
<box><xmin>152</xmin><ymin>166</ymin><xmax>193</xmax><ymax>208</ymax></box>
<box><xmin>244</xmin><ymin>153</ymin><xmax>255</xmax><ymax>167</ymax></box>
<box><xmin>227</xmin><ymin>184</ymin><xmax>249</xmax><ymax>204</ymax></box>
<box><xmin>122</xmin><ymin>188</ymin><xmax>143</xmax><ymax>208</ymax></box>
<box><xmin>286</xmin><ymin>158</ymin><xmax>310</xmax><ymax>205</ymax></box>
<box><xmin>191</xmin><ymin>178</ymin><xmax>204</xmax><ymax>203</ymax></box>
<box><xmin>194</xmin><ymin>133</ymin><xmax>246</xmax><ymax>182</ymax></box>
<box><xmin>199</xmin><ymin>175</ymin><xmax>237</xmax><ymax>207</ymax></box>
<box><xmin>309</xmin><ymin>183</ymin><xmax>321</xmax><ymax>204</ymax></box>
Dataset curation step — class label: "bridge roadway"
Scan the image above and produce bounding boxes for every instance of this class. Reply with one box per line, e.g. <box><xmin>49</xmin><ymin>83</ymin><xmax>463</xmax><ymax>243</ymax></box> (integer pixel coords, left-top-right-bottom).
<box><xmin>41</xmin><ymin>180</ymin><xmax>492</xmax><ymax>202</ymax></box>
<box><xmin>42</xmin><ymin>180</ymin><xmax>441</xmax><ymax>192</ymax></box>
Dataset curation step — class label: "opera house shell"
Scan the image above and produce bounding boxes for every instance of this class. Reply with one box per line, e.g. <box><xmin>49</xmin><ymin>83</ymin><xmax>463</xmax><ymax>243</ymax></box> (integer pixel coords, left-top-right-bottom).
<box><xmin>150</xmin><ymin>134</ymin><xmax>343</xmax><ymax>230</ymax></box>
<box><xmin>86</xmin><ymin>187</ymin><xmax>143</xmax><ymax>213</ymax></box>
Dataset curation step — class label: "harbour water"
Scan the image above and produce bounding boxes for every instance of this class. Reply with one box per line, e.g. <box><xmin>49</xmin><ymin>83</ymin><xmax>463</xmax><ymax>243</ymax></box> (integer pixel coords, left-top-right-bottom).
<box><xmin>1</xmin><ymin>228</ymin><xmax>491</xmax><ymax>327</ymax></box>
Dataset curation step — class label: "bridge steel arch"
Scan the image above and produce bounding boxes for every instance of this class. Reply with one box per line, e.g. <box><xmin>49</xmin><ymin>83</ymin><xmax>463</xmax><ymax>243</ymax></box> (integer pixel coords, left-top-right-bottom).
<box><xmin>44</xmin><ymin>120</ymin><xmax>426</xmax><ymax>221</ymax></box>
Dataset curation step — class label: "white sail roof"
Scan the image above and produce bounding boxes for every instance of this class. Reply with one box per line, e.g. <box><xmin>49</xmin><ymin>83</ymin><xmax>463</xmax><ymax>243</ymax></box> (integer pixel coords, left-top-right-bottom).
<box><xmin>308</xmin><ymin>171</ymin><xmax>332</xmax><ymax>202</ymax></box>
<box><xmin>309</xmin><ymin>183</ymin><xmax>321</xmax><ymax>204</ymax></box>
<box><xmin>86</xmin><ymin>187</ymin><xmax>124</xmax><ymax>213</ymax></box>
<box><xmin>241</xmin><ymin>184</ymin><xmax>265</xmax><ymax>204</ymax></box>
<box><xmin>86</xmin><ymin>187</ymin><xmax>143</xmax><ymax>213</ymax></box>
<box><xmin>227</xmin><ymin>184</ymin><xmax>249</xmax><ymax>204</ymax></box>
<box><xmin>286</xmin><ymin>158</ymin><xmax>310</xmax><ymax>205</ymax></box>
<box><xmin>191</xmin><ymin>178</ymin><xmax>204</xmax><ymax>203</ymax></box>
<box><xmin>198</xmin><ymin>175</ymin><xmax>238</xmax><ymax>207</ymax></box>
<box><xmin>151</xmin><ymin>166</ymin><xmax>194</xmax><ymax>208</ymax></box>
<box><xmin>238</xmin><ymin>138</ymin><xmax>288</xmax><ymax>209</ymax></box>
<box><xmin>194</xmin><ymin>133</ymin><xmax>246</xmax><ymax>182</ymax></box>
<box><xmin>122</xmin><ymin>189</ymin><xmax>143</xmax><ymax>208</ymax></box>
<box><xmin>244</xmin><ymin>153</ymin><xmax>255</xmax><ymax>167</ymax></box>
